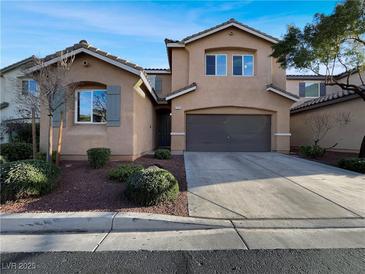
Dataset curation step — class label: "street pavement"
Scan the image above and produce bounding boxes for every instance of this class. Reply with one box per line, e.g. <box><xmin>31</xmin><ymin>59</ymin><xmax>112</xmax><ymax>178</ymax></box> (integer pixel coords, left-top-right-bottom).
<box><xmin>1</xmin><ymin>249</ymin><xmax>364</xmax><ymax>273</ymax></box>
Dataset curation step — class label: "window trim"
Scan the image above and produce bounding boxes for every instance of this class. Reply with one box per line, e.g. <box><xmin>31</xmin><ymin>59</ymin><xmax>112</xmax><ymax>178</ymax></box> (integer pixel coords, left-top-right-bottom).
<box><xmin>74</xmin><ymin>89</ymin><xmax>107</xmax><ymax>125</ymax></box>
<box><xmin>205</xmin><ymin>54</ymin><xmax>227</xmax><ymax>76</ymax></box>
<box><xmin>304</xmin><ymin>82</ymin><xmax>320</xmax><ymax>98</ymax></box>
<box><xmin>232</xmin><ymin>54</ymin><xmax>255</xmax><ymax>77</ymax></box>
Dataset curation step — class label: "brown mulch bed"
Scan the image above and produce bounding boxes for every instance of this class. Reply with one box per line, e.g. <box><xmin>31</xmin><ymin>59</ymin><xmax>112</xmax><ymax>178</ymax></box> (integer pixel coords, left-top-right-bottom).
<box><xmin>0</xmin><ymin>155</ymin><xmax>188</xmax><ymax>216</ymax></box>
<box><xmin>291</xmin><ymin>150</ymin><xmax>358</xmax><ymax>167</ymax></box>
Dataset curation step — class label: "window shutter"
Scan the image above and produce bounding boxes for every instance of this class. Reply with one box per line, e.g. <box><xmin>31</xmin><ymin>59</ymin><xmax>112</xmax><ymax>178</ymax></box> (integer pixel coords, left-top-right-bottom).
<box><xmin>320</xmin><ymin>83</ymin><xmax>326</xmax><ymax>96</ymax></box>
<box><xmin>52</xmin><ymin>88</ymin><xmax>66</xmax><ymax>128</ymax></box>
<box><xmin>155</xmin><ymin>77</ymin><xmax>162</xmax><ymax>93</ymax></box>
<box><xmin>106</xmin><ymin>85</ymin><xmax>121</xmax><ymax>127</ymax></box>
<box><xmin>21</xmin><ymin>80</ymin><xmax>28</xmax><ymax>95</ymax></box>
<box><xmin>299</xmin><ymin>82</ymin><xmax>305</xmax><ymax>97</ymax></box>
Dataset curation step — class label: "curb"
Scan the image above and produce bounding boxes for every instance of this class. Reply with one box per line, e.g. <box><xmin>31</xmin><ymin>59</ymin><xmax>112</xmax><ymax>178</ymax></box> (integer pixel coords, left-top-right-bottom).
<box><xmin>0</xmin><ymin>212</ymin><xmax>115</xmax><ymax>233</ymax></box>
<box><xmin>0</xmin><ymin>212</ymin><xmax>233</xmax><ymax>233</ymax></box>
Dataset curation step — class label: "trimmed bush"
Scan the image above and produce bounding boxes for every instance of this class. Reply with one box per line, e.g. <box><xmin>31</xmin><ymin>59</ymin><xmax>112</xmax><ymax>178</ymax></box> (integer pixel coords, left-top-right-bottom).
<box><xmin>108</xmin><ymin>164</ymin><xmax>144</xmax><ymax>182</ymax></box>
<box><xmin>0</xmin><ymin>143</ymin><xmax>32</xmax><ymax>162</ymax></box>
<box><xmin>87</xmin><ymin>148</ymin><xmax>111</xmax><ymax>168</ymax></box>
<box><xmin>338</xmin><ymin>158</ymin><xmax>365</xmax><ymax>173</ymax></box>
<box><xmin>0</xmin><ymin>160</ymin><xmax>60</xmax><ymax>202</ymax></box>
<box><xmin>126</xmin><ymin>166</ymin><xmax>179</xmax><ymax>206</ymax></box>
<box><xmin>154</xmin><ymin>149</ymin><xmax>171</xmax><ymax>160</ymax></box>
<box><xmin>299</xmin><ymin>145</ymin><xmax>326</xmax><ymax>159</ymax></box>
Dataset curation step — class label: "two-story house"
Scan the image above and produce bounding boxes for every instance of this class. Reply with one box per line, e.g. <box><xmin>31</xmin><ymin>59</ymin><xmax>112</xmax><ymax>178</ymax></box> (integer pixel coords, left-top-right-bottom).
<box><xmin>32</xmin><ymin>19</ymin><xmax>299</xmax><ymax>160</ymax></box>
<box><xmin>0</xmin><ymin>57</ymin><xmax>37</xmax><ymax>143</ymax></box>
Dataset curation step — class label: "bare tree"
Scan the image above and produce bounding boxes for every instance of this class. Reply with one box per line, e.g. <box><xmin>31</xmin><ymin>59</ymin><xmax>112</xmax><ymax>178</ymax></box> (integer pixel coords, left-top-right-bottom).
<box><xmin>25</xmin><ymin>53</ymin><xmax>75</xmax><ymax>162</ymax></box>
<box><xmin>305</xmin><ymin>112</ymin><xmax>352</xmax><ymax>148</ymax></box>
<box><xmin>15</xmin><ymin>83</ymin><xmax>40</xmax><ymax>159</ymax></box>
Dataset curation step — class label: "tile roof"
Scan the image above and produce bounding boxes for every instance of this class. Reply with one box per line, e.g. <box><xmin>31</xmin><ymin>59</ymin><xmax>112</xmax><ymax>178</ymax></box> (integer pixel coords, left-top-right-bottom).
<box><xmin>286</xmin><ymin>75</ymin><xmax>327</xmax><ymax>80</ymax></box>
<box><xmin>0</xmin><ymin>56</ymin><xmax>35</xmax><ymax>74</ymax></box>
<box><xmin>179</xmin><ymin>18</ymin><xmax>279</xmax><ymax>44</ymax></box>
<box><xmin>165</xmin><ymin>82</ymin><xmax>197</xmax><ymax>100</ymax></box>
<box><xmin>290</xmin><ymin>89</ymin><xmax>360</xmax><ymax>113</ymax></box>
<box><xmin>42</xmin><ymin>40</ymin><xmax>145</xmax><ymax>72</ymax></box>
<box><xmin>266</xmin><ymin>84</ymin><xmax>299</xmax><ymax>101</ymax></box>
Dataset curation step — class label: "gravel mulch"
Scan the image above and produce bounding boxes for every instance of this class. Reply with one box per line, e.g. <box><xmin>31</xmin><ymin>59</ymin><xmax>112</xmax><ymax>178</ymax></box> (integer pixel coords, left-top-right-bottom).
<box><xmin>291</xmin><ymin>150</ymin><xmax>358</xmax><ymax>167</ymax></box>
<box><xmin>0</xmin><ymin>155</ymin><xmax>188</xmax><ymax>216</ymax></box>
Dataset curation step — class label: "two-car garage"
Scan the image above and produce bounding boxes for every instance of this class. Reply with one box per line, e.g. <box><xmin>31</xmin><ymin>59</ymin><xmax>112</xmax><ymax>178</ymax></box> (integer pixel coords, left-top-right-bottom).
<box><xmin>186</xmin><ymin>114</ymin><xmax>271</xmax><ymax>152</ymax></box>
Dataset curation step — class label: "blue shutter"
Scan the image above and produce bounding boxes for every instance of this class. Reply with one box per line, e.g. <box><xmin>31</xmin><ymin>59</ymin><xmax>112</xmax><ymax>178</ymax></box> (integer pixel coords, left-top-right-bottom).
<box><xmin>299</xmin><ymin>82</ymin><xmax>305</xmax><ymax>97</ymax></box>
<box><xmin>106</xmin><ymin>85</ymin><xmax>121</xmax><ymax>127</ymax></box>
<box><xmin>320</xmin><ymin>83</ymin><xmax>326</xmax><ymax>96</ymax></box>
<box><xmin>52</xmin><ymin>88</ymin><xmax>66</xmax><ymax>128</ymax></box>
<box><xmin>155</xmin><ymin>77</ymin><xmax>162</xmax><ymax>93</ymax></box>
<box><xmin>206</xmin><ymin>55</ymin><xmax>215</xmax><ymax>75</ymax></box>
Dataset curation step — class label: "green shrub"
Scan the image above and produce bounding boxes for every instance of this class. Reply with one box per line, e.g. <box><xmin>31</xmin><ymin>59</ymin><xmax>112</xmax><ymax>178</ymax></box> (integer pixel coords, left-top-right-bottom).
<box><xmin>87</xmin><ymin>148</ymin><xmax>111</xmax><ymax>168</ymax></box>
<box><xmin>108</xmin><ymin>164</ymin><xmax>144</xmax><ymax>182</ymax></box>
<box><xmin>0</xmin><ymin>160</ymin><xmax>60</xmax><ymax>202</ymax></box>
<box><xmin>35</xmin><ymin>151</ymin><xmax>57</xmax><ymax>163</ymax></box>
<box><xmin>11</xmin><ymin>123</ymin><xmax>40</xmax><ymax>145</ymax></box>
<box><xmin>338</xmin><ymin>158</ymin><xmax>365</xmax><ymax>173</ymax></box>
<box><xmin>154</xmin><ymin>149</ymin><xmax>171</xmax><ymax>160</ymax></box>
<box><xmin>0</xmin><ymin>143</ymin><xmax>32</xmax><ymax>162</ymax></box>
<box><xmin>299</xmin><ymin>145</ymin><xmax>326</xmax><ymax>159</ymax></box>
<box><xmin>126</xmin><ymin>166</ymin><xmax>179</xmax><ymax>206</ymax></box>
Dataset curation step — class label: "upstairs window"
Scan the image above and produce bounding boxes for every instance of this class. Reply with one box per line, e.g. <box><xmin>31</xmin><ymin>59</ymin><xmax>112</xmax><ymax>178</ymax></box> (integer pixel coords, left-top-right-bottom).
<box><xmin>76</xmin><ymin>90</ymin><xmax>107</xmax><ymax>123</ymax></box>
<box><xmin>233</xmin><ymin>55</ymin><xmax>254</xmax><ymax>76</ymax></box>
<box><xmin>155</xmin><ymin>76</ymin><xmax>162</xmax><ymax>94</ymax></box>
<box><xmin>304</xmin><ymin>83</ymin><xmax>320</xmax><ymax>97</ymax></box>
<box><xmin>22</xmin><ymin>79</ymin><xmax>38</xmax><ymax>95</ymax></box>
<box><xmin>205</xmin><ymin>54</ymin><xmax>227</xmax><ymax>76</ymax></box>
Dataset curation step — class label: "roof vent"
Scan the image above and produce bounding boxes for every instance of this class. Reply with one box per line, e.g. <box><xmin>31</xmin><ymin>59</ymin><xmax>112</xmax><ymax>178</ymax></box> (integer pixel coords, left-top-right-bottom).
<box><xmin>79</xmin><ymin>40</ymin><xmax>88</xmax><ymax>45</ymax></box>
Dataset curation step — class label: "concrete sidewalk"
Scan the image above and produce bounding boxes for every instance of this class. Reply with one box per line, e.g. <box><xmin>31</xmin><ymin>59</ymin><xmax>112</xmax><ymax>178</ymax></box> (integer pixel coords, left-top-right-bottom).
<box><xmin>1</xmin><ymin>212</ymin><xmax>365</xmax><ymax>251</ymax></box>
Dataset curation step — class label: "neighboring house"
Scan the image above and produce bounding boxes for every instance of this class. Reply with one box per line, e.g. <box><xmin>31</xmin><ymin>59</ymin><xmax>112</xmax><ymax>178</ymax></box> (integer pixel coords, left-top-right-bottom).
<box><xmin>31</xmin><ymin>19</ymin><xmax>299</xmax><ymax>160</ymax></box>
<box><xmin>0</xmin><ymin>57</ymin><xmax>37</xmax><ymax>143</ymax></box>
<box><xmin>290</xmin><ymin>71</ymin><xmax>365</xmax><ymax>153</ymax></box>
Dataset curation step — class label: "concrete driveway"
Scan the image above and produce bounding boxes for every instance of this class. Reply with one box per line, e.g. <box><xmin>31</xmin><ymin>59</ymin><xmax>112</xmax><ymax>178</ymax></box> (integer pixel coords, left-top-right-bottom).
<box><xmin>185</xmin><ymin>152</ymin><xmax>365</xmax><ymax>219</ymax></box>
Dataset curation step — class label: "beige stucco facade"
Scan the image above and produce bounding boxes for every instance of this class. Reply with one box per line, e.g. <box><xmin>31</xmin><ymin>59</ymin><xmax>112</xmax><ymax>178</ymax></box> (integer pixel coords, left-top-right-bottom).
<box><xmin>168</xmin><ymin>27</ymin><xmax>293</xmax><ymax>153</ymax></box>
<box><xmin>37</xmin><ymin>21</ymin><xmax>299</xmax><ymax>159</ymax></box>
<box><xmin>291</xmin><ymin>98</ymin><xmax>365</xmax><ymax>153</ymax></box>
<box><xmin>40</xmin><ymin>53</ymin><xmax>156</xmax><ymax>160</ymax></box>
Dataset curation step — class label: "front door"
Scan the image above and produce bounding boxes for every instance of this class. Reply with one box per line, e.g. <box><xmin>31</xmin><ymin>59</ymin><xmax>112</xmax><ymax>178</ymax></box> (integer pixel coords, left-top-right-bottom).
<box><xmin>157</xmin><ymin>111</ymin><xmax>171</xmax><ymax>148</ymax></box>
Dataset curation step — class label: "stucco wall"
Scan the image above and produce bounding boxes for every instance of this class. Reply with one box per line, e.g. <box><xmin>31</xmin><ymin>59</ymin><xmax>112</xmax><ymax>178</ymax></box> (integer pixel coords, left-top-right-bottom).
<box><xmin>169</xmin><ymin>27</ymin><xmax>291</xmax><ymax>153</ymax></box>
<box><xmin>147</xmin><ymin>73</ymin><xmax>172</xmax><ymax>98</ymax></box>
<box><xmin>290</xmin><ymin>98</ymin><xmax>365</xmax><ymax>153</ymax></box>
<box><xmin>133</xmin><ymin>86</ymin><xmax>156</xmax><ymax>155</ymax></box>
<box><xmin>40</xmin><ymin>53</ymin><xmax>155</xmax><ymax>160</ymax></box>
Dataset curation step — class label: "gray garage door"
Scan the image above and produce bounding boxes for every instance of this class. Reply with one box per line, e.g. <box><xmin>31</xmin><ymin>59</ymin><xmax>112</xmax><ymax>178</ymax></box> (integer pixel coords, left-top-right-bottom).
<box><xmin>186</xmin><ymin>114</ymin><xmax>271</xmax><ymax>152</ymax></box>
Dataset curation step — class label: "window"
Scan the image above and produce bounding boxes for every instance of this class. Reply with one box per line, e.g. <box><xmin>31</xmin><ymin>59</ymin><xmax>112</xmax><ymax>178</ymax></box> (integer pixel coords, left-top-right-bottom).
<box><xmin>155</xmin><ymin>76</ymin><xmax>162</xmax><ymax>94</ymax></box>
<box><xmin>233</xmin><ymin>55</ymin><xmax>254</xmax><ymax>76</ymax></box>
<box><xmin>22</xmin><ymin>79</ymin><xmax>38</xmax><ymax>95</ymax></box>
<box><xmin>205</xmin><ymin>54</ymin><xmax>227</xmax><ymax>76</ymax></box>
<box><xmin>76</xmin><ymin>90</ymin><xmax>107</xmax><ymax>123</ymax></box>
<box><xmin>304</xmin><ymin>83</ymin><xmax>320</xmax><ymax>97</ymax></box>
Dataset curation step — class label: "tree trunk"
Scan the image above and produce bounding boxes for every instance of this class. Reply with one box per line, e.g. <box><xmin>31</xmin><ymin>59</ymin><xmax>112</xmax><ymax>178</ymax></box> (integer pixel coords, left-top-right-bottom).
<box><xmin>359</xmin><ymin>136</ymin><xmax>365</xmax><ymax>158</ymax></box>
<box><xmin>47</xmin><ymin>114</ymin><xmax>53</xmax><ymax>163</ymax></box>
<box><xmin>56</xmin><ymin>112</ymin><xmax>64</xmax><ymax>166</ymax></box>
<box><xmin>31</xmin><ymin>108</ymin><xmax>37</xmax><ymax>159</ymax></box>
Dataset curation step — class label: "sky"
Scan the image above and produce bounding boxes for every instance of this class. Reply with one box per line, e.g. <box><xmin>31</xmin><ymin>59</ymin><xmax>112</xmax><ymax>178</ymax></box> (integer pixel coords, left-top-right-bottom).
<box><xmin>1</xmin><ymin>0</ymin><xmax>341</xmax><ymax>70</ymax></box>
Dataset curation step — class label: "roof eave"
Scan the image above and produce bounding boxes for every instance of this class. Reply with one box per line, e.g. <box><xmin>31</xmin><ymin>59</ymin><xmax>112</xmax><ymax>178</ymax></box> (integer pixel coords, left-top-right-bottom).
<box><xmin>266</xmin><ymin>86</ymin><xmax>299</xmax><ymax>102</ymax></box>
<box><xmin>183</xmin><ymin>22</ymin><xmax>278</xmax><ymax>45</ymax></box>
